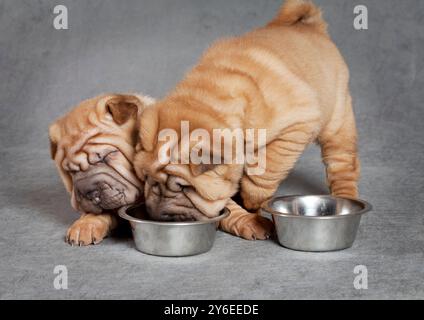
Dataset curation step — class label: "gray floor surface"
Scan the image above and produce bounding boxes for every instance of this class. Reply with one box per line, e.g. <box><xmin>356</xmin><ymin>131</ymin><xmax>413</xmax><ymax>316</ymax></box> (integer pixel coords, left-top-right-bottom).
<box><xmin>0</xmin><ymin>0</ymin><xmax>423</xmax><ymax>299</ymax></box>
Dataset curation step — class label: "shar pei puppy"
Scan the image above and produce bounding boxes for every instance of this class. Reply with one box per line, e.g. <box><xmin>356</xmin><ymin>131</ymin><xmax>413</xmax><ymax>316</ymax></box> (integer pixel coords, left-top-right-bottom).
<box><xmin>49</xmin><ymin>93</ymin><xmax>154</xmax><ymax>245</ymax></box>
<box><xmin>134</xmin><ymin>0</ymin><xmax>360</xmax><ymax>240</ymax></box>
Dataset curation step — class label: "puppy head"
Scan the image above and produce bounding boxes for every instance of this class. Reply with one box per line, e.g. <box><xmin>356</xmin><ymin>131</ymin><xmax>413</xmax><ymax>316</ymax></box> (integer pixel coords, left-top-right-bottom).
<box><xmin>134</xmin><ymin>100</ymin><xmax>243</xmax><ymax>221</ymax></box>
<box><xmin>49</xmin><ymin>93</ymin><xmax>155</xmax><ymax>213</ymax></box>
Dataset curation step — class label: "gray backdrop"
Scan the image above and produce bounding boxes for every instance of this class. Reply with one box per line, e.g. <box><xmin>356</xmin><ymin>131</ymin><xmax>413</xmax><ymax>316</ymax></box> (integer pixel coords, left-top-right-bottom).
<box><xmin>0</xmin><ymin>0</ymin><xmax>423</xmax><ymax>299</ymax></box>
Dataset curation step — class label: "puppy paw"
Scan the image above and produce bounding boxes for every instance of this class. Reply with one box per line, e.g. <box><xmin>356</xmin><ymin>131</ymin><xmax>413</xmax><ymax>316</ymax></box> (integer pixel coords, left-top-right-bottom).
<box><xmin>238</xmin><ymin>214</ymin><xmax>274</xmax><ymax>240</ymax></box>
<box><xmin>66</xmin><ymin>214</ymin><xmax>110</xmax><ymax>246</ymax></box>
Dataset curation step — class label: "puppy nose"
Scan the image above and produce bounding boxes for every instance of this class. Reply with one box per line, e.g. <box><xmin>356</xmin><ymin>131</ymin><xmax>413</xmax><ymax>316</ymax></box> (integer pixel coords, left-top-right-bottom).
<box><xmin>87</xmin><ymin>190</ymin><xmax>101</xmax><ymax>202</ymax></box>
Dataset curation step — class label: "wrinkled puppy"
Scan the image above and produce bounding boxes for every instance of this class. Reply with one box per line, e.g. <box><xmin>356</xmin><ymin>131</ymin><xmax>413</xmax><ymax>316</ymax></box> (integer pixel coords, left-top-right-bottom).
<box><xmin>134</xmin><ymin>0</ymin><xmax>360</xmax><ymax>240</ymax></box>
<box><xmin>49</xmin><ymin>93</ymin><xmax>155</xmax><ymax>245</ymax></box>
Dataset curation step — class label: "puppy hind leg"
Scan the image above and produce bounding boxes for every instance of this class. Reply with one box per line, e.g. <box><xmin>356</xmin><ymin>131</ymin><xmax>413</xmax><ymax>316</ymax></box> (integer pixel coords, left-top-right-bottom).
<box><xmin>319</xmin><ymin>96</ymin><xmax>360</xmax><ymax>198</ymax></box>
<box><xmin>241</xmin><ymin>121</ymin><xmax>318</xmax><ymax>211</ymax></box>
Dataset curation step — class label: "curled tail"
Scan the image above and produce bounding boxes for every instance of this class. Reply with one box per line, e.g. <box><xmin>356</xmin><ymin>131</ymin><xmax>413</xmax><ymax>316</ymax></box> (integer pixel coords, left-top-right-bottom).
<box><xmin>267</xmin><ymin>0</ymin><xmax>328</xmax><ymax>34</ymax></box>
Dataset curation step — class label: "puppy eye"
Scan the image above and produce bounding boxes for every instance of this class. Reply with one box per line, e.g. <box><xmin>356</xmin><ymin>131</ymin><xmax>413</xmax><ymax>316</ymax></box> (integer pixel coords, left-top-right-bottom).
<box><xmin>190</xmin><ymin>163</ymin><xmax>217</xmax><ymax>176</ymax></box>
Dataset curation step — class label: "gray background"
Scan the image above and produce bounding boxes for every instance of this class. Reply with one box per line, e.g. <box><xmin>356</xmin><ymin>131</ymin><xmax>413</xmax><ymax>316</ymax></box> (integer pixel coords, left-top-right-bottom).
<box><xmin>0</xmin><ymin>0</ymin><xmax>423</xmax><ymax>299</ymax></box>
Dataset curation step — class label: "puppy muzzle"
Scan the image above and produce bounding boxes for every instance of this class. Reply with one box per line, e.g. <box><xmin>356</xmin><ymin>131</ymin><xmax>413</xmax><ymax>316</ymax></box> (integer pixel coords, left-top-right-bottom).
<box><xmin>144</xmin><ymin>176</ymin><xmax>210</xmax><ymax>221</ymax></box>
<box><xmin>73</xmin><ymin>163</ymin><xmax>140</xmax><ymax>213</ymax></box>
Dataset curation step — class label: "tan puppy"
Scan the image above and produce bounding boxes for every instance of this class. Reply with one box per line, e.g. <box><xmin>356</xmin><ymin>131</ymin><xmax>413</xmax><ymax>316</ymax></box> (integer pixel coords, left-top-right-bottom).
<box><xmin>49</xmin><ymin>93</ymin><xmax>155</xmax><ymax>245</ymax></box>
<box><xmin>134</xmin><ymin>0</ymin><xmax>360</xmax><ymax>240</ymax></box>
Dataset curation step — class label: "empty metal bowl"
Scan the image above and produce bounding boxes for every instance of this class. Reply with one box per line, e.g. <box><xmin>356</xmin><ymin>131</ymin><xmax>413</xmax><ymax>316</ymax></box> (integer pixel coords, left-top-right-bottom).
<box><xmin>261</xmin><ymin>195</ymin><xmax>372</xmax><ymax>252</ymax></box>
<box><xmin>118</xmin><ymin>204</ymin><xmax>230</xmax><ymax>257</ymax></box>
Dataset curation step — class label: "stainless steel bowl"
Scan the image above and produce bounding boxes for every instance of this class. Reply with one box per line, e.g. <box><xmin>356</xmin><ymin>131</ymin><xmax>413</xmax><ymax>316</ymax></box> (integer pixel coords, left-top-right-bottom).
<box><xmin>118</xmin><ymin>204</ymin><xmax>230</xmax><ymax>257</ymax></box>
<box><xmin>261</xmin><ymin>195</ymin><xmax>372</xmax><ymax>252</ymax></box>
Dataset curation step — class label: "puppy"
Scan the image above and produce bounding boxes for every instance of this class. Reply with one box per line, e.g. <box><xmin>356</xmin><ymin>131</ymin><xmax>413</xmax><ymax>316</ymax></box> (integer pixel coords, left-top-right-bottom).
<box><xmin>134</xmin><ymin>0</ymin><xmax>360</xmax><ymax>240</ymax></box>
<box><xmin>49</xmin><ymin>93</ymin><xmax>155</xmax><ymax>245</ymax></box>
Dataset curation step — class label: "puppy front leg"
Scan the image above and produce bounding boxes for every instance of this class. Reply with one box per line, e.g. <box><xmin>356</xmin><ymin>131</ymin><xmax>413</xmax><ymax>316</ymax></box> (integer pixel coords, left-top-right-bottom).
<box><xmin>66</xmin><ymin>212</ymin><xmax>118</xmax><ymax>246</ymax></box>
<box><xmin>219</xmin><ymin>199</ymin><xmax>274</xmax><ymax>240</ymax></box>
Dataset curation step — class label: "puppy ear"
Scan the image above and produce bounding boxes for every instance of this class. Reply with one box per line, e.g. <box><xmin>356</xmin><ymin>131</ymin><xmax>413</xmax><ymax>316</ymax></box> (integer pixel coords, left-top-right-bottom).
<box><xmin>105</xmin><ymin>96</ymin><xmax>140</xmax><ymax>125</ymax></box>
<box><xmin>139</xmin><ymin>107</ymin><xmax>159</xmax><ymax>152</ymax></box>
<box><xmin>49</xmin><ymin>122</ymin><xmax>61</xmax><ymax>160</ymax></box>
<box><xmin>104</xmin><ymin>94</ymin><xmax>155</xmax><ymax>125</ymax></box>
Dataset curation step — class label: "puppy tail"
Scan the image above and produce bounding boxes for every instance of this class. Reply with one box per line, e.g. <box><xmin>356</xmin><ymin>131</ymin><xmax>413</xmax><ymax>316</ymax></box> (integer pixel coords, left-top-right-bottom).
<box><xmin>267</xmin><ymin>0</ymin><xmax>328</xmax><ymax>34</ymax></box>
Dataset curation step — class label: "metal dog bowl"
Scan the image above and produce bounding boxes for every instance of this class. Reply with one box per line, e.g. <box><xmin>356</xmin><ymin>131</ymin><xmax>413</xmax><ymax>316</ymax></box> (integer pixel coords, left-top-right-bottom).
<box><xmin>118</xmin><ymin>204</ymin><xmax>230</xmax><ymax>257</ymax></box>
<box><xmin>261</xmin><ymin>195</ymin><xmax>372</xmax><ymax>252</ymax></box>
